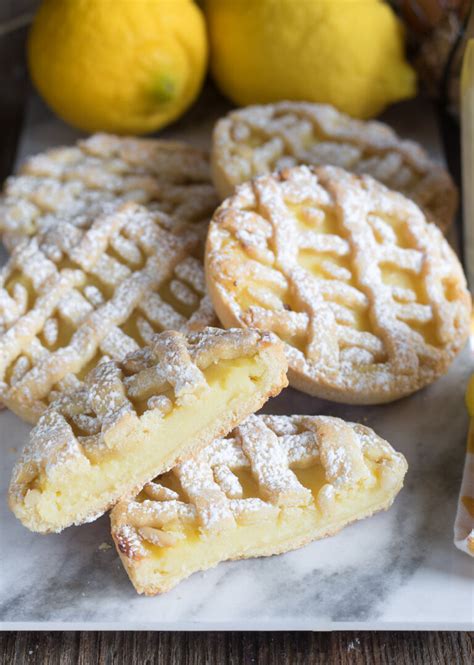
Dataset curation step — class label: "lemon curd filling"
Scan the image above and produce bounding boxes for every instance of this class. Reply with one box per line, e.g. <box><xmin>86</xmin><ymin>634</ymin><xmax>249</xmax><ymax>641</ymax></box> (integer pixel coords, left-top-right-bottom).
<box><xmin>228</xmin><ymin>204</ymin><xmax>438</xmax><ymax>352</ymax></box>
<box><xmin>111</xmin><ymin>411</ymin><xmax>407</xmax><ymax>594</ymax></box>
<box><xmin>120</xmin><ymin>458</ymin><xmax>400</xmax><ymax>595</ymax></box>
<box><xmin>16</xmin><ymin>352</ymin><xmax>281</xmax><ymax>532</ymax></box>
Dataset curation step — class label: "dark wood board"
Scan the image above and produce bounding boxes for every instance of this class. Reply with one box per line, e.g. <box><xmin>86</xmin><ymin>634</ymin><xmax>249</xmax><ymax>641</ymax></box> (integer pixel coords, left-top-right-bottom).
<box><xmin>0</xmin><ymin>631</ymin><xmax>473</xmax><ymax>665</ymax></box>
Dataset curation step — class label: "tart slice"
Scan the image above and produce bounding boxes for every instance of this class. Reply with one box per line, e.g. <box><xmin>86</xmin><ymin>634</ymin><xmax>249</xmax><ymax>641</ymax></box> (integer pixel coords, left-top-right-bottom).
<box><xmin>8</xmin><ymin>327</ymin><xmax>287</xmax><ymax>533</ymax></box>
<box><xmin>111</xmin><ymin>413</ymin><xmax>407</xmax><ymax>595</ymax></box>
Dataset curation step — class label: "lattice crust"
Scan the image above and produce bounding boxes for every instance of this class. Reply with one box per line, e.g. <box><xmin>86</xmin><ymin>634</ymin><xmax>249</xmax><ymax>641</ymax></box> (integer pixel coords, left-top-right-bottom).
<box><xmin>211</xmin><ymin>102</ymin><xmax>457</xmax><ymax>232</ymax></box>
<box><xmin>0</xmin><ymin>133</ymin><xmax>219</xmax><ymax>250</ymax></box>
<box><xmin>111</xmin><ymin>413</ymin><xmax>407</xmax><ymax>594</ymax></box>
<box><xmin>9</xmin><ymin>327</ymin><xmax>286</xmax><ymax>533</ymax></box>
<box><xmin>205</xmin><ymin>165</ymin><xmax>471</xmax><ymax>404</ymax></box>
<box><xmin>0</xmin><ymin>201</ymin><xmax>218</xmax><ymax>423</ymax></box>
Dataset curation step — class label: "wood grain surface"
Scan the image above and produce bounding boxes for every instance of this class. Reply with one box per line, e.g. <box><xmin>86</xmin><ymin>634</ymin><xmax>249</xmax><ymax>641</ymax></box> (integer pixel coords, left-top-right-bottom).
<box><xmin>0</xmin><ymin>24</ymin><xmax>28</xmax><ymax>188</ymax></box>
<box><xmin>0</xmin><ymin>631</ymin><xmax>472</xmax><ymax>664</ymax></box>
<box><xmin>0</xmin><ymin>1</ymin><xmax>38</xmax><ymax>25</ymax></box>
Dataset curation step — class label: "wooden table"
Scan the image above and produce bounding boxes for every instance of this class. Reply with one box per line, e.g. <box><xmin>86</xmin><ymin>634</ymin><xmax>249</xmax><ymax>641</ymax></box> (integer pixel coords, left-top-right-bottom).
<box><xmin>0</xmin><ymin>631</ymin><xmax>472</xmax><ymax>663</ymax></box>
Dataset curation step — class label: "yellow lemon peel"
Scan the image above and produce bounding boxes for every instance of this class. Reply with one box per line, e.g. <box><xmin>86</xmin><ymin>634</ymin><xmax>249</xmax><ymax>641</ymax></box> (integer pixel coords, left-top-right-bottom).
<box><xmin>28</xmin><ymin>0</ymin><xmax>208</xmax><ymax>134</ymax></box>
<box><xmin>206</xmin><ymin>0</ymin><xmax>416</xmax><ymax>119</ymax></box>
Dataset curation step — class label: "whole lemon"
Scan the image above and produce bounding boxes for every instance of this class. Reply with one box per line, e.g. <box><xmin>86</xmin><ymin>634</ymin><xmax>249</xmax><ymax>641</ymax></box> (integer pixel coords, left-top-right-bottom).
<box><xmin>28</xmin><ymin>0</ymin><xmax>208</xmax><ymax>134</ymax></box>
<box><xmin>206</xmin><ymin>0</ymin><xmax>416</xmax><ymax>119</ymax></box>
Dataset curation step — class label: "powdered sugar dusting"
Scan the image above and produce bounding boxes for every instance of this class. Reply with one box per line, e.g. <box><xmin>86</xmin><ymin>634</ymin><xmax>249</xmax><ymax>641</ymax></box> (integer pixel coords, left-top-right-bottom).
<box><xmin>206</xmin><ymin>164</ymin><xmax>470</xmax><ymax>403</ymax></box>
<box><xmin>0</xmin><ymin>201</ymin><xmax>217</xmax><ymax>421</ymax></box>
<box><xmin>9</xmin><ymin>327</ymin><xmax>280</xmax><ymax>531</ymax></box>
<box><xmin>212</xmin><ymin>101</ymin><xmax>456</xmax><ymax>231</ymax></box>
<box><xmin>112</xmin><ymin>413</ymin><xmax>407</xmax><ymax>558</ymax></box>
<box><xmin>0</xmin><ymin>133</ymin><xmax>218</xmax><ymax>249</ymax></box>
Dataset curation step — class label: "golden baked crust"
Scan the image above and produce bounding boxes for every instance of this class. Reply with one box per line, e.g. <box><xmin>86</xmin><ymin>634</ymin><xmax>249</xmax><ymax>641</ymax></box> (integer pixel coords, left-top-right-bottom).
<box><xmin>111</xmin><ymin>413</ymin><xmax>407</xmax><ymax>595</ymax></box>
<box><xmin>0</xmin><ymin>133</ymin><xmax>218</xmax><ymax>250</ymax></box>
<box><xmin>8</xmin><ymin>327</ymin><xmax>288</xmax><ymax>533</ymax></box>
<box><xmin>205</xmin><ymin>165</ymin><xmax>471</xmax><ymax>404</ymax></box>
<box><xmin>211</xmin><ymin>101</ymin><xmax>457</xmax><ymax>232</ymax></box>
<box><xmin>0</xmin><ymin>201</ymin><xmax>218</xmax><ymax>423</ymax></box>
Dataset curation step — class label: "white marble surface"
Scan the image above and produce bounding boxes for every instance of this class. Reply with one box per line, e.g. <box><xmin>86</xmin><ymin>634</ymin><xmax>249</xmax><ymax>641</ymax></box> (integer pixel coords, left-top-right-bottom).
<box><xmin>0</xmin><ymin>92</ymin><xmax>473</xmax><ymax>630</ymax></box>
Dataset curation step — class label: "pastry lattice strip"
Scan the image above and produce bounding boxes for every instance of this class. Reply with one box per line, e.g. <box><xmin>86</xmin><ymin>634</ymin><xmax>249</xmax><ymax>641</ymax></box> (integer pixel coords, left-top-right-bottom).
<box><xmin>251</xmin><ymin>168</ymin><xmax>449</xmax><ymax>372</ymax></box>
<box><xmin>0</xmin><ymin>202</ymin><xmax>217</xmax><ymax>422</ymax></box>
<box><xmin>0</xmin><ymin>133</ymin><xmax>218</xmax><ymax>249</ymax></box>
<box><xmin>212</xmin><ymin>101</ymin><xmax>457</xmax><ymax>231</ymax></box>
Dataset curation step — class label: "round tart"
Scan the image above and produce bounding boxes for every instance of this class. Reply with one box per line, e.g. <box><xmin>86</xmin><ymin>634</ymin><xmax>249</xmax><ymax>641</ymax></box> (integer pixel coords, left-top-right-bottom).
<box><xmin>211</xmin><ymin>101</ymin><xmax>457</xmax><ymax>232</ymax></box>
<box><xmin>205</xmin><ymin>165</ymin><xmax>471</xmax><ymax>404</ymax></box>
<box><xmin>0</xmin><ymin>133</ymin><xmax>218</xmax><ymax>250</ymax></box>
<box><xmin>0</xmin><ymin>201</ymin><xmax>217</xmax><ymax>423</ymax></box>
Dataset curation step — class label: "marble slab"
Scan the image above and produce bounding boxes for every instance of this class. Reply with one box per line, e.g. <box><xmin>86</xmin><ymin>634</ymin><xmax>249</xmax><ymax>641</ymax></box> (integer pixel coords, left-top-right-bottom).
<box><xmin>0</xmin><ymin>93</ymin><xmax>473</xmax><ymax>630</ymax></box>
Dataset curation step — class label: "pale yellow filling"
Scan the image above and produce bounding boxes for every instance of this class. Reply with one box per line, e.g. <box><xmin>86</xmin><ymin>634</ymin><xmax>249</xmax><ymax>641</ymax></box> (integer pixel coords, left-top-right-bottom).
<box><xmin>128</xmin><ymin>461</ymin><xmax>397</xmax><ymax>594</ymax></box>
<box><xmin>22</xmin><ymin>354</ymin><xmax>273</xmax><ymax>530</ymax></box>
<box><xmin>222</xmin><ymin>204</ymin><xmax>440</xmax><ymax>350</ymax></box>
